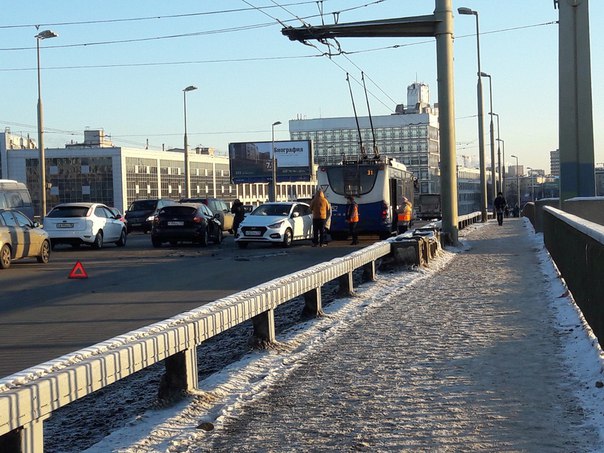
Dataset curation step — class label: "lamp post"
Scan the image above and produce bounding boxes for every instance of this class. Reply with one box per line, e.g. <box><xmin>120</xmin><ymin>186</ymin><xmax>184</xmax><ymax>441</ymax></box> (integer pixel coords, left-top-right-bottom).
<box><xmin>511</xmin><ymin>154</ymin><xmax>520</xmax><ymax>209</ymax></box>
<box><xmin>35</xmin><ymin>29</ymin><xmax>57</xmax><ymax>218</ymax></box>
<box><xmin>496</xmin><ymin>137</ymin><xmax>505</xmax><ymax>198</ymax></box>
<box><xmin>271</xmin><ymin>121</ymin><xmax>282</xmax><ymax>202</ymax></box>
<box><xmin>527</xmin><ymin>166</ymin><xmax>535</xmax><ymax>201</ymax></box>
<box><xmin>458</xmin><ymin>7</ymin><xmax>487</xmax><ymax>222</ymax></box>
<box><xmin>480</xmin><ymin>71</ymin><xmax>496</xmax><ymax>206</ymax></box>
<box><xmin>491</xmin><ymin>112</ymin><xmax>502</xmax><ymax>192</ymax></box>
<box><xmin>182</xmin><ymin>85</ymin><xmax>197</xmax><ymax>199</ymax></box>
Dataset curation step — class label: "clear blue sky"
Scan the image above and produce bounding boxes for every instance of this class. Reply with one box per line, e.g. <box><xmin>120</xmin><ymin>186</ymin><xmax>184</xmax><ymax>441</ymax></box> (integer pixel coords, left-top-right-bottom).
<box><xmin>1</xmin><ymin>0</ymin><xmax>602</xmax><ymax>173</ymax></box>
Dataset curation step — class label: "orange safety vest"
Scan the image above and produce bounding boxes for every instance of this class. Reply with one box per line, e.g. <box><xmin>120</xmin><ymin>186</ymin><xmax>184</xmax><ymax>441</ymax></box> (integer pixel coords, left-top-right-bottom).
<box><xmin>347</xmin><ymin>203</ymin><xmax>359</xmax><ymax>223</ymax></box>
<box><xmin>397</xmin><ymin>203</ymin><xmax>412</xmax><ymax>223</ymax></box>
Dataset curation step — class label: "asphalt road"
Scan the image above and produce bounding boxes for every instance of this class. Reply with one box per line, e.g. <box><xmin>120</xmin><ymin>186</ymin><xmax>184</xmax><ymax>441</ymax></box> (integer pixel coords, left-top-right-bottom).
<box><xmin>0</xmin><ymin>232</ymin><xmax>367</xmax><ymax>378</ymax></box>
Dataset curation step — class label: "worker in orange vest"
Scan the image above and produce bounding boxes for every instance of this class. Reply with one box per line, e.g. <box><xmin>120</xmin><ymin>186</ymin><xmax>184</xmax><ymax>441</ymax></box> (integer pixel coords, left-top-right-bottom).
<box><xmin>397</xmin><ymin>197</ymin><xmax>413</xmax><ymax>234</ymax></box>
<box><xmin>345</xmin><ymin>195</ymin><xmax>359</xmax><ymax>245</ymax></box>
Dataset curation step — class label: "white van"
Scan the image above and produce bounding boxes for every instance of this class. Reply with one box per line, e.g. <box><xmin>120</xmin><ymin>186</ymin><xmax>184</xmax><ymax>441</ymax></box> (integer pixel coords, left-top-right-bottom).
<box><xmin>0</xmin><ymin>180</ymin><xmax>34</xmax><ymax>221</ymax></box>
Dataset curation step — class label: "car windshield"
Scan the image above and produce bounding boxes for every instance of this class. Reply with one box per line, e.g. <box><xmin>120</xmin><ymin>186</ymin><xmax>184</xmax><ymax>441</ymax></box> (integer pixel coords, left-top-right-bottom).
<box><xmin>47</xmin><ymin>206</ymin><xmax>90</xmax><ymax>218</ymax></box>
<box><xmin>129</xmin><ymin>200</ymin><xmax>157</xmax><ymax>211</ymax></box>
<box><xmin>251</xmin><ymin>204</ymin><xmax>292</xmax><ymax>217</ymax></box>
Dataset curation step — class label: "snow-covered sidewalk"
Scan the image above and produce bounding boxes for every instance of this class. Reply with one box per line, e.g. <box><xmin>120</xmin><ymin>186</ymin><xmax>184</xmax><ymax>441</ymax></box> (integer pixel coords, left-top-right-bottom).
<box><xmin>91</xmin><ymin>218</ymin><xmax>604</xmax><ymax>452</ymax></box>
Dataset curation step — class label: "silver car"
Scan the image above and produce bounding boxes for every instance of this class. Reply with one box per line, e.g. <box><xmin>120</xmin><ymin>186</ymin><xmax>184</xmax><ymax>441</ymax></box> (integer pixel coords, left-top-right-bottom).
<box><xmin>0</xmin><ymin>208</ymin><xmax>51</xmax><ymax>269</ymax></box>
<box><xmin>44</xmin><ymin>202</ymin><xmax>127</xmax><ymax>249</ymax></box>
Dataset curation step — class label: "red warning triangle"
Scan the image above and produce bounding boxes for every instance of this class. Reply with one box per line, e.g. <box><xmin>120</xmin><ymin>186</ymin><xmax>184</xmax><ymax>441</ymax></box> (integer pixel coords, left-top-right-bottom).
<box><xmin>68</xmin><ymin>261</ymin><xmax>88</xmax><ymax>279</ymax></box>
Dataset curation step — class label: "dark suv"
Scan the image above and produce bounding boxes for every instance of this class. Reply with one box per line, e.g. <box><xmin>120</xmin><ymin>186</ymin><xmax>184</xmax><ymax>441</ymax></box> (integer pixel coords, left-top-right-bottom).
<box><xmin>125</xmin><ymin>198</ymin><xmax>177</xmax><ymax>233</ymax></box>
<box><xmin>179</xmin><ymin>198</ymin><xmax>233</xmax><ymax>231</ymax></box>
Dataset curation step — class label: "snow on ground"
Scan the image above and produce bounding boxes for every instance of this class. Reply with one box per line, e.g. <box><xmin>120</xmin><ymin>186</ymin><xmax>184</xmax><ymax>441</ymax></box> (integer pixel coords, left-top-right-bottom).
<box><xmin>85</xmin><ymin>219</ymin><xmax>604</xmax><ymax>452</ymax></box>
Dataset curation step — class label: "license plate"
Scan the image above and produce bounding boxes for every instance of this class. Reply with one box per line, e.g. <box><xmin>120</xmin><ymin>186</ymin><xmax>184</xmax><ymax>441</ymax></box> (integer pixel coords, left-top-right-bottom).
<box><xmin>246</xmin><ymin>231</ymin><xmax>262</xmax><ymax>236</ymax></box>
<box><xmin>167</xmin><ymin>221</ymin><xmax>184</xmax><ymax>226</ymax></box>
<box><xmin>57</xmin><ymin>223</ymin><xmax>74</xmax><ymax>228</ymax></box>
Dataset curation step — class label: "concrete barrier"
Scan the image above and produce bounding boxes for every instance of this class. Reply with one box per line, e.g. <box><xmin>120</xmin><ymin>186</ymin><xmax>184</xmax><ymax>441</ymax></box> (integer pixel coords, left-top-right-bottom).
<box><xmin>542</xmin><ymin>206</ymin><xmax>604</xmax><ymax>348</ymax></box>
<box><xmin>563</xmin><ymin>196</ymin><xmax>604</xmax><ymax>226</ymax></box>
<box><xmin>0</xmin><ymin>242</ymin><xmax>391</xmax><ymax>452</ymax></box>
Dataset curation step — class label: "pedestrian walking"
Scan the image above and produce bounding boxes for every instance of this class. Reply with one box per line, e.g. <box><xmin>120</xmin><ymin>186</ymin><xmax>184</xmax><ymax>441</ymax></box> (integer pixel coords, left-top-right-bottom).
<box><xmin>310</xmin><ymin>188</ymin><xmax>331</xmax><ymax>247</ymax></box>
<box><xmin>494</xmin><ymin>192</ymin><xmax>507</xmax><ymax>226</ymax></box>
<box><xmin>230</xmin><ymin>199</ymin><xmax>245</xmax><ymax>235</ymax></box>
<box><xmin>345</xmin><ymin>195</ymin><xmax>359</xmax><ymax>245</ymax></box>
<box><xmin>396</xmin><ymin>197</ymin><xmax>413</xmax><ymax>234</ymax></box>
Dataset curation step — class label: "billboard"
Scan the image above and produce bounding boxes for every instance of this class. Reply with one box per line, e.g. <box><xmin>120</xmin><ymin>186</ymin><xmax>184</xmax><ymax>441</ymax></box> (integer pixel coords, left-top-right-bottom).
<box><xmin>228</xmin><ymin>140</ymin><xmax>312</xmax><ymax>184</ymax></box>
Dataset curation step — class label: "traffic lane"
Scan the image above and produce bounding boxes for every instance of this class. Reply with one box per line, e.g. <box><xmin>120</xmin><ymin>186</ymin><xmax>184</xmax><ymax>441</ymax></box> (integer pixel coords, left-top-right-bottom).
<box><xmin>0</xmin><ymin>233</ymin><xmax>372</xmax><ymax>377</ymax></box>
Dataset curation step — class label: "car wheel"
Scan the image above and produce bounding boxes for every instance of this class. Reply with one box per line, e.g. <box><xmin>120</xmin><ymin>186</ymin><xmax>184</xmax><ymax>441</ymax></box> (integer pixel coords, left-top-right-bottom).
<box><xmin>92</xmin><ymin>231</ymin><xmax>104</xmax><ymax>249</ymax></box>
<box><xmin>237</xmin><ymin>241</ymin><xmax>248</xmax><ymax>249</ymax></box>
<box><xmin>116</xmin><ymin>229</ymin><xmax>127</xmax><ymax>247</ymax></box>
<box><xmin>0</xmin><ymin>244</ymin><xmax>11</xmax><ymax>269</ymax></box>
<box><xmin>37</xmin><ymin>240</ymin><xmax>51</xmax><ymax>264</ymax></box>
<box><xmin>152</xmin><ymin>237</ymin><xmax>162</xmax><ymax>248</ymax></box>
<box><xmin>199</xmin><ymin>228</ymin><xmax>209</xmax><ymax>247</ymax></box>
<box><xmin>282</xmin><ymin>228</ymin><xmax>293</xmax><ymax>248</ymax></box>
<box><xmin>214</xmin><ymin>228</ymin><xmax>223</xmax><ymax>244</ymax></box>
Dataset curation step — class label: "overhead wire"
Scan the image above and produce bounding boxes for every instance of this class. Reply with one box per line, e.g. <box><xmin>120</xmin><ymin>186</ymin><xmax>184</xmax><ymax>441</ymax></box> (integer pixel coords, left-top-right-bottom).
<box><xmin>248</xmin><ymin>0</ymin><xmax>396</xmax><ymax>111</ymax></box>
<box><xmin>0</xmin><ymin>0</ymin><xmax>329</xmax><ymax>30</ymax></box>
<box><xmin>0</xmin><ymin>1</ymin><xmax>386</xmax><ymax>52</ymax></box>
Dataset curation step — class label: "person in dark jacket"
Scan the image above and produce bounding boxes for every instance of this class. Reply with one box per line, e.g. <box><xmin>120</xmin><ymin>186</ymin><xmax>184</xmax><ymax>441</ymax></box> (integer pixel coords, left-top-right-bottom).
<box><xmin>231</xmin><ymin>199</ymin><xmax>245</xmax><ymax>235</ymax></box>
<box><xmin>494</xmin><ymin>192</ymin><xmax>507</xmax><ymax>226</ymax></box>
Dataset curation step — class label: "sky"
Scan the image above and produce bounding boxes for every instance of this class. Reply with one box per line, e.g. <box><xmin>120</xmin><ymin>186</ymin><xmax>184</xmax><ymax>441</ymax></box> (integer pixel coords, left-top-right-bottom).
<box><xmin>81</xmin><ymin>219</ymin><xmax>604</xmax><ymax>451</ymax></box>
<box><xmin>1</xmin><ymin>0</ymin><xmax>603</xmax><ymax>173</ymax></box>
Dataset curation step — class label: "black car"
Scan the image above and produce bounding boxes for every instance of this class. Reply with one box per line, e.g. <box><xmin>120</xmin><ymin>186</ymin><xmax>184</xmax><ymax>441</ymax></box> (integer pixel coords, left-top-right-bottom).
<box><xmin>125</xmin><ymin>199</ymin><xmax>177</xmax><ymax>233</ymax></box>
<box><xmin>179</xmin><ymin>198</ymin><xmax>233</xmax><ymax>232</ymax></box>
<box><xmin>151</xmin><ymin>203</ymin><xmax>223</xmax><ymax>247</ymax></box>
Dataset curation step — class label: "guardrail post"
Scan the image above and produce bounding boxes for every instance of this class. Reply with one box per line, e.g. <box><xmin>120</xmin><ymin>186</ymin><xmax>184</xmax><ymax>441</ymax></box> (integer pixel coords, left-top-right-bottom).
<box><xmin>0</xmin><ymin>417</ymin><xmax>46</xmax><ymax>453</ymax></box>
<box><xmin>158</xmin><ymin>347</ymin><xmax>198</xmax><ymax>401</ymax></box>
<box><xmin>338</xmin><ymin>271</ymin><xmax>354</xmax><ymax>296</ymax></box>
<box><xmin>252</xmin><ymin>309</ymin><xmax>276</xmax><ymax>345</ymax></box>
<box><xmin>303</xmin><ymin>287</ymin><xmax>323</xmax><ymax>317</ymax></box>
<box><xmin>362</xmin><ymin>261</ymin><xmax>376</xmax><ymax>282</ymax></box>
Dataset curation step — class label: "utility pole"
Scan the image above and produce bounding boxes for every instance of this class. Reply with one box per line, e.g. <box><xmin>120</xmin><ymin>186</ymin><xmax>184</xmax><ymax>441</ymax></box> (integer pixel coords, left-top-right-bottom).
<box><xmin>282</xmin><ymin>0</ymin><xmax>459</xmax><ymax>244</ymax></box>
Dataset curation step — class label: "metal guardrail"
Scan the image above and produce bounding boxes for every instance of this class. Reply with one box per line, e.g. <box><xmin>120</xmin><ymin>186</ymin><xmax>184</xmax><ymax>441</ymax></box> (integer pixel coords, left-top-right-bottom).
<box><xmin>0</xmin><ymin>241</ymin><xmax>391</xmax><ymax>452</ymax></box>
<box><xmin>542</xmin><ymin>206</ymin><xmax>604</xmax><ymax>347</ymax></box>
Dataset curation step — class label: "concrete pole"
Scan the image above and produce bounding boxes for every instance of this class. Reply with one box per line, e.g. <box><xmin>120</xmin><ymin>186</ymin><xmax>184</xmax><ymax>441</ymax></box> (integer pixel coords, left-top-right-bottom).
<box><xmin>558</xmin><ymin>0</ymin><xmax>595</xmax><ymax>205</ymax></box>
<box><xmin>435</xmin><ymin>0</ymin><xmax>458</xmax><ymax>244</ymax></box>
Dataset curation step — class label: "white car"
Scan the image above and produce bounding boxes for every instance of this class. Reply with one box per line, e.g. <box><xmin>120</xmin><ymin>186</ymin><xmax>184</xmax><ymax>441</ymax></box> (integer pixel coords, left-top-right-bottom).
<box><xmin>235</xmin><ymin>202</ymin><xmax>313</xmax><ymax>248</ymax></box>
<box><xmin>44</xmin><ymin>202</ymin><xmax>127</xmax><ymax>249</ymax></box>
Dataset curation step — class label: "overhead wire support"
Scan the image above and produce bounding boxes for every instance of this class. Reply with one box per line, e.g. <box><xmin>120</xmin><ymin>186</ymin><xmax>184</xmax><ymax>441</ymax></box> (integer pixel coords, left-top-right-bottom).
<box><xmin>346</xmin><ymin>73</ymin><xmax>366</xmax><ymax>159</ymax></box>
<box><xmin>361</xmin><ymin>71</ymin><xmax>379</xmax><ymax>159</ymax></box>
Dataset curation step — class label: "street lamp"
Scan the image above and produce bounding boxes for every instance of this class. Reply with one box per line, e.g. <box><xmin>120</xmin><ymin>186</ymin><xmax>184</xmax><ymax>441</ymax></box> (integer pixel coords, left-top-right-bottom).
<box><xmin>183</xmin><ymin>85</ymin><xmax>197</xmax><ymax>199</ymax></box>
<box><xmin>527</xmin><ymin>166</ymin><xmax>535</xmax><ymax>201</ymax></box>
<box><xmin>35</xmin><ymin>29</ymin><xmax>57</xmax><ymax>218</ymax></box>
<box><xmin>458</xmin><ymin>6</ymin><xmax>487</xmax><ymax>222</ymax></box>
<box><xmin>491</xmin><ymin>112</ymin><xmax>502</xmax><ymax>192</ymax></box>
<box><xmin>496</xmin><ymin>137</ymin><xmax>505</xmax><ymax>198</ymax></box>
<box><xmin>511</xmin><ymin>154</ymin><xmax>520</xmax><ymax>209</ymax></box>
<box><xmin>480</xmin><ymin>71</ymin><xmax>496</xmax><ymax>205</ymax></box>
<box><xmin>271</xmin><ymin>121</ymin><xmax>282</xmax><ymax>202</ymax></box>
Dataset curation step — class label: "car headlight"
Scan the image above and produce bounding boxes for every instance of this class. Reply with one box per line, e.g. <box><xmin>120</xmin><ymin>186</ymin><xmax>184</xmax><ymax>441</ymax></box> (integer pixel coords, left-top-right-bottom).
<box><xmin>268</xmin><ymin>220</ymin><xmax>284</xmax><ymax>229</ymax></box>
<box><xmin>146</xmin><ymin>215</ymin><xmax>155</xmax><ymax>222</ymax></box>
